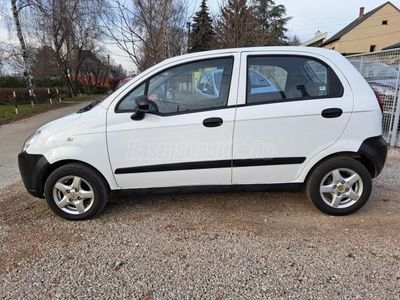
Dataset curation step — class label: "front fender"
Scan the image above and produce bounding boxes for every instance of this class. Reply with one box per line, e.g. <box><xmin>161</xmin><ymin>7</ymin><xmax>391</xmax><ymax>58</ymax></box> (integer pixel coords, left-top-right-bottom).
<box><xmin>43</xmin><ymin>145</ymin><xmax>119</xmax><ymax>190</ymax></box>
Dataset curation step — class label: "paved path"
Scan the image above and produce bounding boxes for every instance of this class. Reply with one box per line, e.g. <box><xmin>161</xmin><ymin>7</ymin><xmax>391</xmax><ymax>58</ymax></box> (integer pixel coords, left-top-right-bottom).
<box><xmin>0</xmin><ymin>101</ymin><xmax>91</xmax><ymax>188</ymax></box>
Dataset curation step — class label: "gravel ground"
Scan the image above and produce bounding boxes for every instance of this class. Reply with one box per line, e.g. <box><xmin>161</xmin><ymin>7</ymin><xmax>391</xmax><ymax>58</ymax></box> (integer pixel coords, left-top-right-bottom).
<box><xmin>1</xmin><ymin>147</ymin><xmax>399</xmax><ymax>299</ymax></box>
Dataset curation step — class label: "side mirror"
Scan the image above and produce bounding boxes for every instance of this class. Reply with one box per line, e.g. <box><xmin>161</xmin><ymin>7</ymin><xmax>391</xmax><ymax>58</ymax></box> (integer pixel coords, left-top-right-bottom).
<box><xmin>131</xmin><ymin>95</ymin><xmax>149</xmax><ymax>121</ymax></box>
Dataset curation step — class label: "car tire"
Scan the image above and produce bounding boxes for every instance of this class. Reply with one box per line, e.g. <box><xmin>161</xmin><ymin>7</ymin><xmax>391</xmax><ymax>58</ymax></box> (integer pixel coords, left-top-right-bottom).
<box><xmin>44</xmin><ymin>163</ymin><xmax>109</xmax><ymax>220</ymax></box>
<box><xmin>306</xmin><ymin>157</ymin><xmax>372</xmax><ymax>216</ymax></box>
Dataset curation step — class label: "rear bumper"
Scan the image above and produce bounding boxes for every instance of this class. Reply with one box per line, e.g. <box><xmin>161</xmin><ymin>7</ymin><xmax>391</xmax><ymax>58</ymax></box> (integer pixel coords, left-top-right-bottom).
<box><xmin>358</xmin><ymin>135</ymin><xmax>387</xmax><ymax>177</ymax></box>
<box><xmin>18</xmin><ymin>152</ymin><xmax>49</xmax><ymax>198</ymax></box>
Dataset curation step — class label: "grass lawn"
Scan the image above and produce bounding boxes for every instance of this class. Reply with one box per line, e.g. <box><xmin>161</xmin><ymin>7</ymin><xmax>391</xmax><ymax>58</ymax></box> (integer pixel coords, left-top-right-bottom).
<box><xmin>0</xmin><ymin>94</ymin><xmax>103</xmax><ymax>126</ymax></box>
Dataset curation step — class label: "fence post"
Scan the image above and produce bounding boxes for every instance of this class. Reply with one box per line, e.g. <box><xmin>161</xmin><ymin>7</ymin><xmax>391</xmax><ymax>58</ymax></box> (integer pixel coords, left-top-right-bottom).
<box><xmin>56</xmin><ymin>88</ymin><xmax>62</xmax><ymax>102</ymax></box>
<box><xmin>13</xmin><ymin>91</ymin><xmax>18</xmax><ymax>115</ymax></box>
<box><xmin>48</xmin><ymin>88</ymin><xmax>53</xmax><ymax>105</ymax></box>
<box><xmin>28</xmin><ymin>89</ymin><xmax>34</xmax><ymax>108</ymax></box>
<box><xmin>359</xmin><ymin>55</ymin><xmax>364</xmax><ymax>74</ymax></box>
<box><xmin>390</xmin><ymin>63</ymin><xmax>400</xmax><ymax>146</ymax></box>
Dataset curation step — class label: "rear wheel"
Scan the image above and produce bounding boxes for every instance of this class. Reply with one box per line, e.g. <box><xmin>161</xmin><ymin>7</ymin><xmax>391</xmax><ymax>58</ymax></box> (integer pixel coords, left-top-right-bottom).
<box><xmin>306</xmin><ymin>157</ymin><xmax>372</xmax><ymax>216</ymax></box>
<box><xmin>44</xmin><ymin>163</ymin><xmax>109</xmax><ymax>220</ymax></box>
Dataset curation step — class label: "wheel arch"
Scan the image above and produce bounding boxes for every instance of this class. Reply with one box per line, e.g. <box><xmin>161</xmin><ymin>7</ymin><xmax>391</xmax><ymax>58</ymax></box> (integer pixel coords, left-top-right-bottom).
<box><xmin>304</xmin><ymin>151</ymin><xmax>376</xmax><ymax>185</ymax></box>
<box><xmin>40</xmin><ymin>160</ymin><xmax>111</xmax><ymax>197</ymax></box>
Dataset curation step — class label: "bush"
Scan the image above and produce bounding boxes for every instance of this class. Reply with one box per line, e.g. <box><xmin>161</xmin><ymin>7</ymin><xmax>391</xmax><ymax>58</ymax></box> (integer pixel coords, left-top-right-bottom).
<box><xmin>109</xmin><ymin>78</ymin><xmax>122</xmax><ymax>90</ymax></box>
<box><xmin>0</xmin><ymin>76</ymin><xmax>65</xmax><ymax>89</ymax></box>
<box><xmin>90</xmin><ymin>86</ymin><xmax>108</xmax><ymax>94</ymax></box>
<box><xmin>0</xmin><ymin>87</ymin><xmax>69</xmax><ymax>104</ymax></box>
<box><xmin>34</xmin><ymin>77</ymin><xmax>64</xmax><ymax>87</ymax></box>
<box><xmin>0</xmin><ymin>76</ymin><xmax>26</xmax><ymax>88</ymax></box>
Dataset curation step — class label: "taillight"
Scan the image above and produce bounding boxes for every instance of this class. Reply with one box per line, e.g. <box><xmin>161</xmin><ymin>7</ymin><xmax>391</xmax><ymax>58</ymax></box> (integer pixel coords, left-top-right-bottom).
<box><xmin>373</xmin><ymin>90</ymin><xmax>384</xmax><ymax>113</ymax></box>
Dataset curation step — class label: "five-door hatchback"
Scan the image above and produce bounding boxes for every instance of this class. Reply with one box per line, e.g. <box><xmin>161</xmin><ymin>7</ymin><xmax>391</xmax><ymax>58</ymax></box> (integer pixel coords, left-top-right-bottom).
<box><xmin>18</xmin><ymin>47</ymin><xmax>387</xmax><ymax>220</ymax></box>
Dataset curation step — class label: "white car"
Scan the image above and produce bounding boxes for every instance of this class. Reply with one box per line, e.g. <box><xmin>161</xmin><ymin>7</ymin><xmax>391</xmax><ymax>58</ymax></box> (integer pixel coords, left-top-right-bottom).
<box><xmin>19</xmin><ymin>47</ymin><xmax>387</xmax><ymax>220</ymax></box>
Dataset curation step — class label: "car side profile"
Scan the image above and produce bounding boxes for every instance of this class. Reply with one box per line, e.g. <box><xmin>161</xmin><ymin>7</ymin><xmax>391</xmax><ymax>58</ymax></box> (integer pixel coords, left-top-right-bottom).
<box><xmin>18</xmin><ymin>47</ymin><xmax>387</xmax><ymax>220</ymax></box>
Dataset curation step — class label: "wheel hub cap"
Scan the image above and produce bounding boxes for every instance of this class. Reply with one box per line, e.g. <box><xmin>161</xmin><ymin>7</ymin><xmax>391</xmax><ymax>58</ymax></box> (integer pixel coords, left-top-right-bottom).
<box><xmin>52</xmin><ymin>176</ymin><xmax>94</xmax><ymax>215</ymax></box>
<box><xmin>337</xmin><ymin>185</ymin><xmax>346</xmax><ymax>193</ymax></box>
<box><xmin>320</xmin><ymin>168</ymin><xmax>364</xmax><ymax>209</ymax></box>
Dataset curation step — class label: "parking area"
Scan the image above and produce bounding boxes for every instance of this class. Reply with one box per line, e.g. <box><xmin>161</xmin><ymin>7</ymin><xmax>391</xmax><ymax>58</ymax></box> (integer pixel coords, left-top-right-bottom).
<box><xmin>1</xmin><ymin>98</ymin><xmax>399</xmax><ymax>299</ymax></box>
<box><xmin>1</xmin><ymin>148</ymin><xmax>399</xmax><ymax>299</ymax></box>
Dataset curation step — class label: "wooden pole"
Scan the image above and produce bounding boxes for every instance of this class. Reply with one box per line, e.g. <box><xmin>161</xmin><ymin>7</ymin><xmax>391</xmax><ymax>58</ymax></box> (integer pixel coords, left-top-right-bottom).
<box><xmin>56</xmin><ymin>88</ymin><xmax>62</xmax><ymax>102</ymax></box>
<box><xmin>13</xmin><ymin>91</ymin><xmax>18</xmax><ymax>115</ymax></box>
<box><xmin>29</xmin><ymin>89</ymin><xmax>34</xmax><ymax>108</ymax></box>
<box><xmin>48</xmin><ymin>88</ymin><xmax>53</xmax><ymax>105</ymax></box>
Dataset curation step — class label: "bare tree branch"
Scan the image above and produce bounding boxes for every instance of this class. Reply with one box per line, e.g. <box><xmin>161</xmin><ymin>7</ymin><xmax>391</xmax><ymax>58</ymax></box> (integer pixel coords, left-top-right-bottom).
<box><xmin>101</xmin><ymin>0</ymin><xmax>189</xmax><ymax>71</ymax></box>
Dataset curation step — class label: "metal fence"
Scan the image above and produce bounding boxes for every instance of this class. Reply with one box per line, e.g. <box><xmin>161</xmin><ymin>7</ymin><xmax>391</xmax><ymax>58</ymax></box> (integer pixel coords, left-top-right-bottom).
<box><xmin>346</xmin><ymin>49</ymin><xmax>400</xmax><ymax>147</ymax></box>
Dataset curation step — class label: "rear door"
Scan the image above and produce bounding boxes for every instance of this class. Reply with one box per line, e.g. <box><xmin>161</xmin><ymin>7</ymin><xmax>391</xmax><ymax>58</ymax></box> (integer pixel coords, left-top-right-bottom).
<box><xmin>232</xmin><ymin>52</ymin><xmax>353</xmax><ymax>184</ymax></box>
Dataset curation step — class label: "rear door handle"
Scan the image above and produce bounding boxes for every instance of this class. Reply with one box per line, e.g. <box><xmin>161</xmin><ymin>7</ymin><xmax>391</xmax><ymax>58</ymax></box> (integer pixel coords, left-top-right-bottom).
<box><xmin>322</xmin><ymin>108</ymin><xmax>343</xmax><ymax>118</ymax></box>
<box><xmin>203</xmin><ymin>117</ymin><xmax>223</xmax><ymax>128</ymax></box>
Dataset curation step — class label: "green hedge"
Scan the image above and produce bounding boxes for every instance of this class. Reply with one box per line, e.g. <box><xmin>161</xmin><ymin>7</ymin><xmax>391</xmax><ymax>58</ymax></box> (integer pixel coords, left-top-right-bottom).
<box><xmin>0</xmin><ymin>77</ymin><xmax>26</xmax><ymax>88</ymax></box>
<box><xmin>0</xmin><ymin>87</ymin><xmax>69</xmax><ymax>104</ymax></box>
<box><xmin>34</xmin><ymin>77</ymin><xmax>64</xmax><ymax>87</ymax></box>
<box><xmin>0</xmin><ymin>76</ymin><xmax>64</xmax><ymax>88</ymax></box>
<box><xmin>90</xmin><ymin>86</ymin><xmax>108</xmax><ymax>94</ymax></box>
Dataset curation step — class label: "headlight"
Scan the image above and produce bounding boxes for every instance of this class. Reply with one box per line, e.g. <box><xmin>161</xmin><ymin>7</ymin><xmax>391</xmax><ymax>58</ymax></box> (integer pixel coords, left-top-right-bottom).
<box><xmin>21</xmin><ymin>130</ymin><xmax>41</xmax><ymax>153</ymax></box>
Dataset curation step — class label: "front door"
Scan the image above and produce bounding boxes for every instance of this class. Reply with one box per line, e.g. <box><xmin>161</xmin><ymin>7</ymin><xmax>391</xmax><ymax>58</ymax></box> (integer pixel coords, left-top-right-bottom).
<box><xmin>107</xmin><ymin>56</ymin><xmax>239</xmax><ymax>189</ymax></box>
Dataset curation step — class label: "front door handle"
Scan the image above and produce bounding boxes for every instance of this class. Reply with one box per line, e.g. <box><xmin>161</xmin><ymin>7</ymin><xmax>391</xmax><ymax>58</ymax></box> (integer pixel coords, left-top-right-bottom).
<box><xmin>203</xmin><ymin>117</ymin><xmax>223</xmax><ymax>128</ymax></box>
<box><xmin>322</xmin><ymin>108</ymin><xmax>343</xmax><ymax>118</ymax></box>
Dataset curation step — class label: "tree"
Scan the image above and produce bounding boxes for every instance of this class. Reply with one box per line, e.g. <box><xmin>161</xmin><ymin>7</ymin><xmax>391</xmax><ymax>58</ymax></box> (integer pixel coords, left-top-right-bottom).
<box><xmin>80</xmin><ymin>52</ymin><xmax>111</xmax><ymax>91</ymax></box>
<box><xmin>102</xmin><ymin>0</ymin><xmax>188</xmax><ymax>71</ymax></box>
<box><xmin>33</xmin><ymin>0</ymin><xmax>106</xmax><ymax>95</ymax></box>
<box><xmin>255</xmin><ymin>0</ymin><xmax>292</xmax><ymax>45</ymax></box>
<box><xmin>0</xmin><ymin>46</ymin><xmax>5</xmax><ymax>75</ymax></box>
<box><xmin>10</xmin><ymin>0</ymin><xmax>36</xmax><ymax>99</ymax></box>
<box><xmin>214</xmin><ymin>0</ymin><xmax>256</xmax><ymax>49</ymax></box>
<box><xmin>189</xmin><ymin>0</ymin><xmax>215</xmax><ymax>53</ymax></box>
<box><xmin>288</xmin><ymin>34</ymin><xmax>301</xmax><ymax>46</ymax></box>
<box><xmin>31</xmin><ymin>46</ymin><xmax>59</xmax><ymax>78</ymax></box>
<box><xmin>214</xmin><ymin>0</ymin><xmax>291</xmax><ymax>48</ymax></box>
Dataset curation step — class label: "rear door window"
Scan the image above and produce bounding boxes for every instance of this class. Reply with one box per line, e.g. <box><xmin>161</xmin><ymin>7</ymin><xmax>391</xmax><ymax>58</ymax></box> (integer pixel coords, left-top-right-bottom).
<box><xmin>247</xmin><ymin>56</ymin><xmax>343</xmax><ymax>104</ymax></box>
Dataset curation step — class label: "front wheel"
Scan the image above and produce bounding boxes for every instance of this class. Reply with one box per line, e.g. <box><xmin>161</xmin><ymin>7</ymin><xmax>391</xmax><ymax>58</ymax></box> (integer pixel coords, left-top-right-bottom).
<box><xmin>44</xmin><ymin>163</ymin><xmax>109</xmax><ymax>220</ymax></box>
<box><xmin>306</xmin><ymin>157</ymin><xmax>372</xmax><ymax>216</ymax></box>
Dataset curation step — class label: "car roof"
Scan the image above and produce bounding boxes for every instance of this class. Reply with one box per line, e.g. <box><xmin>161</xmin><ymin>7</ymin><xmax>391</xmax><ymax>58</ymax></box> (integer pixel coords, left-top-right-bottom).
<box><xmin>137</xmin><ymin>47</ymin><xmax>344</xmax><ymax>81</ymax></box>
<box><xmin>101</xmin><ymin>46</ymin><xmax>350</xmax><ymax>109</ymax></box>
<box><xmin>161</xmin><ymin>46</ymin><xmax>337</xmax><ymax>64</ymax></box>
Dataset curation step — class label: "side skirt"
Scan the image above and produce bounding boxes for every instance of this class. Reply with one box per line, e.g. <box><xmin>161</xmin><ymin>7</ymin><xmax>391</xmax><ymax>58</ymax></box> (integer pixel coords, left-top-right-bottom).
<box><xmin>112</xmin><ymin>183</ymin><xmax>303</xmax><ymax>197</ymax></box>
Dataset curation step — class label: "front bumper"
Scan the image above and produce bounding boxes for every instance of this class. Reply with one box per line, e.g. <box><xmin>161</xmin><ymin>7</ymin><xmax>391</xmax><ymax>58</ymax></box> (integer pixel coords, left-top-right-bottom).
<box><xmin>18</xmin><ymin>152</ymin><xmax>50</xmax><ymax>198</ymax></box>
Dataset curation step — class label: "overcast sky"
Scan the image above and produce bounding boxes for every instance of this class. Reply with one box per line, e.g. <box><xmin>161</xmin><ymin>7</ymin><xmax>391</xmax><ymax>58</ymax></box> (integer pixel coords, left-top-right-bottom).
<box><xmin>125</xmin><ymin>0</ymin><xmax>400</xmax><ymax>72</ymax></box>
<box><xmin>203</xmin><ymin>0</ymin><xmax>400</xmax><ymax>42</ymax></box>
<box><xmin>1</xmin><ymin>0</ymin><xmax>400</xmax><ymax>74</ymax></box>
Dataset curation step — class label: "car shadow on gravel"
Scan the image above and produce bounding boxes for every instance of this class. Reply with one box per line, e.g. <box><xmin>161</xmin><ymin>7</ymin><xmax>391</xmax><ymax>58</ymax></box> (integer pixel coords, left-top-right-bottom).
<box><xmin>103</xmin><ymin>189</ymin><xmax>382</xmax><ymax>235</ymax></box>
